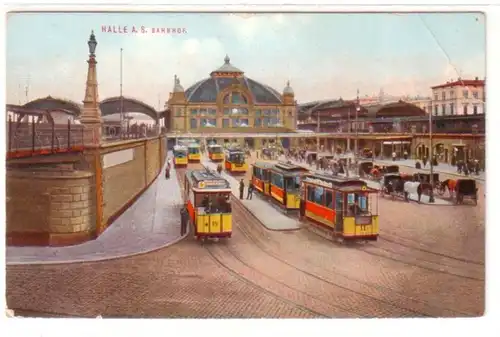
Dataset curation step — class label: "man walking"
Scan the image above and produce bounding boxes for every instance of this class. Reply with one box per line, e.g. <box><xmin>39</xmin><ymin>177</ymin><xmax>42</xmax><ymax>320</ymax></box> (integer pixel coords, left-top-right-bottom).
<box><xmin>239</xmin><ymin>179</ymin><xmax>245</xmax><ymax>200</ymax></box>
<box><xmin>247</xmin><ymin>181</ymin><xmax>254</xmax><ymax>200</ymax></box>
<box><xmin>180</xmin><ymin>205</ymin><xmax>189</xmax><ymax>236</ymax></box>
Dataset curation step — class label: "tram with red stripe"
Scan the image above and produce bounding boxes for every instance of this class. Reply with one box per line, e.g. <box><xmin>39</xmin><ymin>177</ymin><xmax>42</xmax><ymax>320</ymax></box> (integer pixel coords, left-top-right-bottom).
<box><xmin>251</xmin><ymin>161</ymin><xmax>274</xmax><ymax>196</ymax></box>
<box><xmin>300</xmin><ymin>173</ymin><xmax>379</xmax><ymax>241</ymax></box>
<box><xmin>269</xmin><ymin>162</ymin><xmax>309</xmax><ymax>212</ymax></box>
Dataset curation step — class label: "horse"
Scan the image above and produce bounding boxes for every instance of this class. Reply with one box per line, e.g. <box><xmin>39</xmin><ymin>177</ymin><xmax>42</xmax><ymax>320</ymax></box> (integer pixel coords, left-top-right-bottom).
<box><xmin>404</xmin><ymin>181</ymin><xmax>421</xmax><ymax>202</ymax></box>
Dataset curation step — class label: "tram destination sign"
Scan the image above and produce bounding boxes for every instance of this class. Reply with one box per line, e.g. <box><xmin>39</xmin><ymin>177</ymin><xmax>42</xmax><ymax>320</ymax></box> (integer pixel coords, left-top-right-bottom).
<box><xmin>198</xmin><ymin>180</ymin><xmax>228</xmax><ymax>189</ymax></box>
<box><xmin>303</xmin><ymin>177</ymin><xmax>333</xmax><ymax>188</ymax></box>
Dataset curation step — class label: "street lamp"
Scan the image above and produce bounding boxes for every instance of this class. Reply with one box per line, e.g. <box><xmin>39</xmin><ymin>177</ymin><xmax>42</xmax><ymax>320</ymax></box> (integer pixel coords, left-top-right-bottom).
<box><xmin>88</xmin><ymin>30</ymin><xmax>97</xmax><ymax>56</ymax></box>
<box><xmin>355</xmin><ymin>90</ymin><xmax>360</xmax><ymax>160</ymax></box>
<box><xmin>428</xmin><ymin>99</ymin><xmax>435</xmax><ymax>203</ymax></box>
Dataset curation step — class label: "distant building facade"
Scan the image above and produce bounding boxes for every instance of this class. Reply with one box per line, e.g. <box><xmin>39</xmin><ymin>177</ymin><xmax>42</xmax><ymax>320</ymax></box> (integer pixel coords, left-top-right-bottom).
<box><xmin>431</xmin><ymin>77</ymin><xmax>485</xmax><ymax>116</ymax></box>
<box><xmin>167</xmin><ymin>55</ymin><xmax>296</xmax><ymax>134</ymax></box>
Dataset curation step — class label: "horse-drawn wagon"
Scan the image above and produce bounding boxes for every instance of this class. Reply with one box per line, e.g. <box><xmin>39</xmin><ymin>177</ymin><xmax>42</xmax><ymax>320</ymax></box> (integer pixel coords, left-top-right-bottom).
<box><xmin>358</xmin><ymin>161</ymin><xmax>374</xmax><ymax>178</ymax></box>
<box><xmin>455</xmin><ymin>179</ymin><xmax>478</xmax><ymax>205</ymax></box>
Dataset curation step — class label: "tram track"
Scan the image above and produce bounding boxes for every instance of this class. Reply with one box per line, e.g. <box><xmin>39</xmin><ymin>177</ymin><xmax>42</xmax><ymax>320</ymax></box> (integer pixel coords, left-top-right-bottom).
<box><xmin>378</xmin><ymin>232</ymin><xmax>484</xmax><ymax>266</ymax></box>
<box><xmin>231</xmin><ymin>199</ymin><xmax>475</xmax><ymax>317</ymax></box>
<box><xmin>177</xmin><ymin>163</ymin><xmax>481</xmax><ymax>317</ymax></box>
<box><xmin>176</xmin><ymin>166</ymin><xmax>325</xmax><ymax>318</ymax></box>
<box><xmin>257</xmin><ymin>190</ymin><xmax>484</xmax><ymax>282</ymax></box>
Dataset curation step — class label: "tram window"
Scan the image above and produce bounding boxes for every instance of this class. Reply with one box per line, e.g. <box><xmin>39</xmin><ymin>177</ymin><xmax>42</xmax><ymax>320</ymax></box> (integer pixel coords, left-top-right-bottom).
<box><xmin>314</xmin><ymin>186</ymin><xmax>324</xmax><ymax>205</ymax></box>
<box><xmin>272</xmin><ymin>173</ymin><xmax>284</xmax><ymax>189</ymax></box>
<box><xmin>359</xmin><ymin>195</ymin><xmax>367</xmax><ymax>210</ymax></box>
<box><xmin>325</xmin><ymin>190</ymin><xmax>333</xmax><ymax>209</ymax></box>
<box><xmin>335</xmin><ymin>192</ymin><xmax>343</xmax><ymax>210</ymax></box>
<box><xmin>285</xmin><ymin>176</ymin><xmax>301</xmax><ymax>192</ymax></box>
<box><xmin>307</xmin><ymin>186</ymin><xmax>315</xmax><ymax>202</ymax></box>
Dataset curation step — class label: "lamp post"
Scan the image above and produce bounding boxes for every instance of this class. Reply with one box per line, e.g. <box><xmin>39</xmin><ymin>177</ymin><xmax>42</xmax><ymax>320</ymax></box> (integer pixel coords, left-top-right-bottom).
<box><xmin>428</xmin><ymin>99</ymin><xmax>435</xmax><ymax>203</ymax></box>
<box><xmin>347</xmin><ymin>106</ymin><xmax>351</xmax><ymax>152</ymax></box>
<box><xmin>316</xmin><ymin>112</ymin><xmax>320</xmax><ymax>155</ymax></box>
<box><xmin>355</xmin><ymin>89</ymin><xmax>360</xmax><ymax>161</ymax></box>
<box><xmin>120</xmin><ymin>48</ymin><xmax>124</xmax><ymax>138</ymax></box>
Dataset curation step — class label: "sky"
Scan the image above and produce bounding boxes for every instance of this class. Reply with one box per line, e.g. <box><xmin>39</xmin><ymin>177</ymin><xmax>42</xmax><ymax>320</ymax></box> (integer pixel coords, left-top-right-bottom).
<box><xmin>6</xmin><ymin>12</ymin><xmax>486</xmax><ymax>110</ymax></box>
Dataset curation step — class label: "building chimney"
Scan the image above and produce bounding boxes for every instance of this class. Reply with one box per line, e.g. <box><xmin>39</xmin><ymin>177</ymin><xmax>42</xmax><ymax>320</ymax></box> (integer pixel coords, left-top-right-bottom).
<box><xmin>475</xmin><ymin>76</ymin><xmax>479</xmax><ymax>80</ymax></box>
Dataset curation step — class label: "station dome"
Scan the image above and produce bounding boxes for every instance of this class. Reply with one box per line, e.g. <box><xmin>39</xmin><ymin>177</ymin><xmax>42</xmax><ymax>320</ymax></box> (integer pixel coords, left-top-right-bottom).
<box><xmin>183</xmin><ymin>55</ymin><xmax>283</xmax><ymax>104</ymax></box>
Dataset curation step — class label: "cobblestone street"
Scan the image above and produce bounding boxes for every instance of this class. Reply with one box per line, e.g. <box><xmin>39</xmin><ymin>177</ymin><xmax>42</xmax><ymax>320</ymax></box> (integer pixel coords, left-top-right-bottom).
<box><xmin>6</xmin><ymin>160</ymin><xmax>484</xmax><ymax>318</ymax></box>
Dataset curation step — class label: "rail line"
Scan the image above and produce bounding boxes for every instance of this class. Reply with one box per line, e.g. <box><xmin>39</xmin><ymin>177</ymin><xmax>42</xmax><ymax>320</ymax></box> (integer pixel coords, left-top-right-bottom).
<box><xmin>225</xmin><ymin>218</ymin><xmax>418</xmax><ymax>317</ymax></box>
<box><xmin>231</xmin><ymin>199</ymin><xmax>473</xmax><ymax>317</ymax></box>
<box><xmin>379</xmin><ymin>232</ymin><xmax>484</xmax><ymax>265</ymax></box>
<box><xmin>176</xmin><ymin>166</ymin><xmax>327</xmax><ymax>318</ymax></box>
<box><xmin>250</xmin><ymin>186</ymin><xmax>484</xmax><ymax>282</ymax></box>
<box><xmin>177</xmin><ymin>163</ymin><xmax>480</xmax><ymax>317</ymax></box>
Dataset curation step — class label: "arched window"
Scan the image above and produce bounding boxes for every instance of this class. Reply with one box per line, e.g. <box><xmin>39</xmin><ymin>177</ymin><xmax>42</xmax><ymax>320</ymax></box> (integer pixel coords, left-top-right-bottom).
<box><xmin>222</xmin><ymin>92</ymin><xmax>248</xmax><ymax>105</ymax></box>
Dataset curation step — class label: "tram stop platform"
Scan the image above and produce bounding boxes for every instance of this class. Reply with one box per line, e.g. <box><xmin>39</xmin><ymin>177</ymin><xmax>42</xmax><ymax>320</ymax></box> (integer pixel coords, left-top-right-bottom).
<box><xmin>6</xmin><ymin>158</ymin><xmax>186</xmax><ymax>265</ymax></box>
<box><xmin>202</xmin><ymin>159</ymin><xmax>301</xmax><ymax>231</ymax></box>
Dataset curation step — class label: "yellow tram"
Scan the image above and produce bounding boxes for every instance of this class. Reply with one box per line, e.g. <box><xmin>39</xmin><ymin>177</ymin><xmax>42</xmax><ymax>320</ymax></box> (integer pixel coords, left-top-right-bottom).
<box><xmin>301</xmin><ymin>173</ymin><xmax>379</xmax><ymax>241</ymax></box>
<box><xmin>184</xmin><ymin>168</ymin><xmax>233</xmax><ymax>241</ymax></box>
<box><xmin>187</xmin><ymin>143</ymin><xmax>201</xmax><ymax>163</ymax></box>
<box><xmin>173</xmin><ymin>145</ymin><xmax>188</xmax><ymax>167</ymax></box>
<box><xmin>208</xmin><ymin>144</ymin><xmax>224</xmax><ymax>162</ymax></box>
<box><xmin>224</xmin><ymin>148</ymin><xmax>248</xmax><ymax>174</ymax></box>
<box><xmin>269</xmin><ymin>162</ymin><xmax>309</xmax><ymax>211</ymax></box>
<box><xmin>252</xmin><ymin>161</ymin><xmax>274</xmax><ymax>196</ymax></box>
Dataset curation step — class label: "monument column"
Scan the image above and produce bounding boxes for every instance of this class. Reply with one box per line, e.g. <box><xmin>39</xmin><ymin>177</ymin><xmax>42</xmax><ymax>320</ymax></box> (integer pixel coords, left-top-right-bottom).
<box><xmin>80</xmin><ymin>30</ymin><xmax>102</xmax><ymax>146</ymax></box>
<box><xmin>79</xmin><ymin>31</ymin><xmax>105</xmax><ymax>236</ymax></box>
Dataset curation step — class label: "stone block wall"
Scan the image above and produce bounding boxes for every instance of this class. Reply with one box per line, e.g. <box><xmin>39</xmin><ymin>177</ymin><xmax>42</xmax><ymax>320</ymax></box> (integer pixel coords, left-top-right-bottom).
<box><xmin>6</xmin><ymin>167</ymin><xmax>95</xmax><ymax>246</ymax></box>
<box><xmin>6</xmin><ymin>135</ymin><xmax>167</xmax><ymax>247</ymax></box>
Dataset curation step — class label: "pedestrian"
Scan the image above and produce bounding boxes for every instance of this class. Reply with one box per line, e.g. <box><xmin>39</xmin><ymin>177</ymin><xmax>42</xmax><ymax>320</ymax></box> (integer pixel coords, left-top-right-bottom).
<box><xmin>392</xmin><ymin>151</ymin><xmax>396</xmax><ymax>162</ymax></box>
<box><xmin>239</xmin><ymin>179</ymin><xmax>245</xmax><ymax>200</ymax></box>
<box><xmin>165</xmin><ymin>162</ymin><xmax>171</xmax><ymax>179</ymax></box>
<box><xmin>217</xmin><ymin>164</ymin><xmax>222</xmax><ymax>175</ymax></box>
<box><xmin>180</xmin><ymin>205</ymin><xmax>189</xmax><ymax>236</ymax></box>
<box><xmin>422</xmin><ymin>156</ymin><xmax>427</xmax><ymax>168</ymax></box>
<box><xmin>247</xmin><ymin>181</ymin><xmax>254</xmax><ymax>200</ymax></box>
<box><xmin>403</xmin><ymin>150</ymin><xmax>408</xmax><ymax>160</ymax></box>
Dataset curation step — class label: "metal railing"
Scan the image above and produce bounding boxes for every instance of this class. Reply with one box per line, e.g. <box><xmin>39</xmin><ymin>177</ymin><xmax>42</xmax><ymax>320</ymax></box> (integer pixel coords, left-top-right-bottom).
<box><xmin>102</xmin><ymin>123</ymin><xmax>160</xmax><ymax>141</ymax></box>
<box><xmin>6</xmin><ymin>117</ymin><xmax>85</xmax><ymax>159</ymax></box>
<box><xmin>6</xmin><ymin>118</ymin><xmax>164</xmax><ymax>159</ymax></box>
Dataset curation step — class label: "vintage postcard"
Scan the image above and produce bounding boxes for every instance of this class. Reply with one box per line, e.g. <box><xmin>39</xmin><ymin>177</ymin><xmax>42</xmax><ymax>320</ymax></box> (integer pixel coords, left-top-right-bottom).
<box><xmin>4</xmin><ymin>9</ymin><xmax>485</xmax><ymax>324</ymax></box>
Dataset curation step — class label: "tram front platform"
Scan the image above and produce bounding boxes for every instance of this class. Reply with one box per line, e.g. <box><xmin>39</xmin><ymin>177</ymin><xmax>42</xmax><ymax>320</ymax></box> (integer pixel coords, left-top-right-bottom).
<box><xmin>202</xmin><ymin>158</ymin><xmax>301</xmax><ymax>231</ymax></box>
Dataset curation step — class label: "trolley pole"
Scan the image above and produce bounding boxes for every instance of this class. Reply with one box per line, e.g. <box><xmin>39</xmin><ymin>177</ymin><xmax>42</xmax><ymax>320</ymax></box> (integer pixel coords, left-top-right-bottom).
<box><xmin>316</xmin><ymin>113</ymin><xmax>320</xmax><ymax>155</ymax></box>
<box><xmin>428</xmin><ymin>99</ymin><xmax>435</xmax><ymax>203</ymax></box>
<box><xmin>347</xmin><ymin>107</ymin><xmax>351</xmax><ymax>152</ymax></box>
<box><xmin>355</xmin><ymin>89</ymin><xmax>360</xmax><ymax>161</ymax></box>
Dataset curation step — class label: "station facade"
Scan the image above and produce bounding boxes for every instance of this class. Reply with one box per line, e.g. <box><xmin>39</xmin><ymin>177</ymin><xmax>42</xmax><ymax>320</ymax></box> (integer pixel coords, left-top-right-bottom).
<box><xmin>167</xmin><ymin>55</ymin><xmax>297</xmax><ymax>142</ymax></box>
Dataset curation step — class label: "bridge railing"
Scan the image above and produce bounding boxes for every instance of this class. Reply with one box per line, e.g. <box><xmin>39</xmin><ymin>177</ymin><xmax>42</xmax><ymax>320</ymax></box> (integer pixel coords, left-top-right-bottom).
<box><xmin>6</xmin><ymin>118</ymin><xmax>85</xmax><ymax>159</ymax></box>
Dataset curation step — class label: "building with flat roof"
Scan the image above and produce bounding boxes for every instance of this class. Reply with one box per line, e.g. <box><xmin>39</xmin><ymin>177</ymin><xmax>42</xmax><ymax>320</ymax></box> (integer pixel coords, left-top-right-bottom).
<box><xmin>431</xmin><ymin>77</ymin><xmax>485</xmax><ymax>116</ymax></box>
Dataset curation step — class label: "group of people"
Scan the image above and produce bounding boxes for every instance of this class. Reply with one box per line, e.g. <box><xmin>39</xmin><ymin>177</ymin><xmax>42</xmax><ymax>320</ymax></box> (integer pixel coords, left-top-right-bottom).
<box><xmin>239</xmin><ymin>178</ymin><xmax>254</xmax><ymax>200</ymax></box>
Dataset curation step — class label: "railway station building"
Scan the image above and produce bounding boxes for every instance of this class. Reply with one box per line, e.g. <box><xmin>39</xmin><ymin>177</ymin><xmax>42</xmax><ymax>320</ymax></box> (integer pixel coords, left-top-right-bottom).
<box><xmin>166</xmin><ymin>55</ymin><xmax>297</xmax><ymax>147</ymax></box>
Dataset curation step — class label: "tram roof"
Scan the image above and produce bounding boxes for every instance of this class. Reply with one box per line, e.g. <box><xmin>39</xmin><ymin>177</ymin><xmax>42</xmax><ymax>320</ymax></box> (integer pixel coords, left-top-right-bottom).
<box><xmin>187</xmin><ymin>169</ymin><xmax>231</xmax><ymax>190</ymax></box>
<box><xmin>272</xmin><ymin>162</ymin><xmax>309</xmax><ymax>175</ymax></box>
<box><xmin>226</xmin><ymin>148</ymin><xmax>244</xmax><ymax>154</ymax></box>
<box><xmin>188</xmin><ymin>143</ymin><xmax>200</xmax><ymax>148</ymax></box>
<box><xmin>208</xmin><ymin>144</ymin><xmax>222</xmax><ymax>147</ymax></box>
<box><xmin>303</xmin><ymin>172</ymin><xmax>376</xmax><ymax>192</ymax></box>
<box><xmin>253</xmin><ymin>161</ymin><xmax>275</xmax><ymax>169</ymax></box>
<box><xmin>173</xmin><ymin>145</ymin><xmax>187</xmax><ymax>150</ymax></box>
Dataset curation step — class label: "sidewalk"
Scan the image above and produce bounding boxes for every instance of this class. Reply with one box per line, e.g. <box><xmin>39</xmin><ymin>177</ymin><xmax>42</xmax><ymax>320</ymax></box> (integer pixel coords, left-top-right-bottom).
<box><xmin>202</xmin><ymin>159</ymin><xmax>301</xmax><ymax>231</ymax></box>
<box><xmin>6</xmin><ymin>158</ymin><xmax>186</xmax><ymax>265</ymax></box>
<box><xmin>375</xmin><ymin>159</ymin><xmax>485</xmax><ymax>182</ymax></box>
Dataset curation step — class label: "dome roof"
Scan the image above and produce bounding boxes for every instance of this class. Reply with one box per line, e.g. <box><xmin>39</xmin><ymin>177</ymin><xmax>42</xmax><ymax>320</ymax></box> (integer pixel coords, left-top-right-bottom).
<box><xmin>283</xmin><ymin>80</ymin><xmax>294</xmax><ymax>95</ymax></box>
<box><xmin>184</xmin><ymin>56</ymin><xmax>283</xmax><ymax>104</ymax></box>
